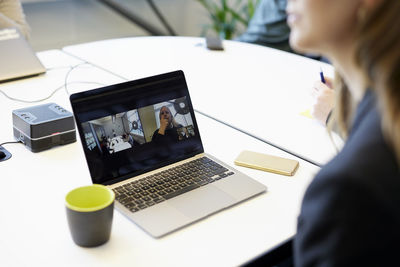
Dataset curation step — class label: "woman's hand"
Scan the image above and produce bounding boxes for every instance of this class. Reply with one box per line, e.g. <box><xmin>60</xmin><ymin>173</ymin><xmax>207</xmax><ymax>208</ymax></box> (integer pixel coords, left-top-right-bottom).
<box><xmin>158</xmin><ymin>117</ymin><xmax>169</xmax><ymax>135</ymax></box>
<box><xmin>311</xmin><ymin>78</ymin><xmax>335</xmax><ymax>125</ymax></box>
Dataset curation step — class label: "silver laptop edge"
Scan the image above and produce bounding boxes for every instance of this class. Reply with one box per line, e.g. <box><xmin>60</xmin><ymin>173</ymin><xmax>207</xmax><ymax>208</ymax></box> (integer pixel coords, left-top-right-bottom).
<box><xmin>0</xmin><ymin>28</ymin><xmax>46</xmax><ymax>82</ymax></box>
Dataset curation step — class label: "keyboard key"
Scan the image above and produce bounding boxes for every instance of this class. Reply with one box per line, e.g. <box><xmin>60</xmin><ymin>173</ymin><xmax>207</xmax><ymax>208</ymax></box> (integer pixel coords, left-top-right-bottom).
<box><xmin>120</xmin><ymin>198</ymin><xmax>132</xmax><ymax>205</ymax></box>
<box><xmin>116</xmin><ymin>195</ymin><xmax>126</xmax><ymax>201</ymax></box>
<box><xmin>138</xmin><ymin>204</ymin><xmax>147</xmax><ymax>210</ymax></box>
<box><xmin>165</xmin><ymin>188</ymin><xmax>173</xmax><ymax>193</ymax></box>
<box><xmin>164</xmin><ymin>184</ymin><xmax>200</xmax><ymax>200</ymax></box>
<box><xmin>133</xmin><ymin>194</ymin><xmax>141</xmax><ymax>199</ymax></box>
<box><xmin>172</xmin><ymin>185</ymin><xmax>180</xmax><ymax>190</ymax></box>
<box><xmin>125</xmin><ymin>203</ymin><xmax>135</xmax><ymax>209</ymax></box>
<box><xmin>146</xmin><ymin>201</ymin><xmax>155</xmax><ymax>206</ymax></box>
<box><xmin>153</xmin><ymin>197</ymin><xmax>164</xmax><ymax>203</ymax></box>
<box><xmin>199</xmin><ymin>180</ymin><xmax>209</xmax><ymax>186</ymax></box>
<box><xmin>130</xmin><ymin>207</ymin><xmax>140</xmax><ymax>213</ymax></box>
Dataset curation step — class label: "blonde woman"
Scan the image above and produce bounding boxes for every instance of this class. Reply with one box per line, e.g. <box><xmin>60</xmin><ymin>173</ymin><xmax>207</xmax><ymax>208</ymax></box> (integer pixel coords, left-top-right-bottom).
<box><xmin>287</xmin><ymin>0</ymin><xmax>400</xmax><ymax>265</ymax></box>
<box><xmin>152</xmin><ymin>106</ymin><xmax>182</xmax><ymax>144</ymax></box>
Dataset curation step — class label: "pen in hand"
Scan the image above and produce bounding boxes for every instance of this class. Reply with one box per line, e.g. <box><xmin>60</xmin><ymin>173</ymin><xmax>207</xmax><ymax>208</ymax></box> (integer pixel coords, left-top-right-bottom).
<box><xmin>320</xmin><ymin>67</ymin><xmax>326</xmax><ymax>84</ymax></box>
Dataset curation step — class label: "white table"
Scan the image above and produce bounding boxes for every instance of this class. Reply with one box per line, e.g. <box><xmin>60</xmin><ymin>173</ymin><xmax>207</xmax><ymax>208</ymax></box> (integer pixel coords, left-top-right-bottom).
<box><xmin>0</xmin><ymin>49</ymin><xmax>319</xmax><ymax>266</ymax></box>
<box><xmin>111</xmin><ymin>140</ymin><xmax>132</xmax><ymax>153</ymax></box>
<box><xmin>63</xmin><ymin>36</ymin><xmax>343</xmax><ymax>166</ymax></box>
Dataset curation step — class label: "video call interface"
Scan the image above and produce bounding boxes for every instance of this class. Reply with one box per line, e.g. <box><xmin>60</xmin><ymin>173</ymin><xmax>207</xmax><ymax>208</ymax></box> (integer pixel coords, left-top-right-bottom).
<box><xmin>80</xmin><ymin>96</ymin><xmax>200</xmax><ymax>183</ymax></box>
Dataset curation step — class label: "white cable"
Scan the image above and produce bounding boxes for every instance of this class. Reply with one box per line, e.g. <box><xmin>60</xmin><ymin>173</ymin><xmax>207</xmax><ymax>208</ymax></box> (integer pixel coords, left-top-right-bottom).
<box><xmin>0</xmin><ymin>81</ymin><xmax>106</xmax><ymax>103</ymax></box>
<box><xmin>0</xmin><ymin>62</ymin><xmax>106</xmax><ymax>103</ymax></box>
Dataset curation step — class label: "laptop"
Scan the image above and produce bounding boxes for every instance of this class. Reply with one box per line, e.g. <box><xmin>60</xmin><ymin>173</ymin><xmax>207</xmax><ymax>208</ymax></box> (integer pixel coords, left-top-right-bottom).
<box><xmin>0</xmin><ymin>28</ymin><xmax>46</xmax><ymax>83</ymax></box>
<box><xmin>70</xmin><ymin>70</ymin><xmax>267</xmax><ymax>238</ymax></box>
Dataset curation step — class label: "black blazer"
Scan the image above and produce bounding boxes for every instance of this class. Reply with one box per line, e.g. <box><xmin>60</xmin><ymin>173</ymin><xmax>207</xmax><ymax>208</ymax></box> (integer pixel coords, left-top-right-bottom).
<box><xmin>294</xmin><ymin>91</ymin><xmax>400</xmax><ymax>266</ymax></box>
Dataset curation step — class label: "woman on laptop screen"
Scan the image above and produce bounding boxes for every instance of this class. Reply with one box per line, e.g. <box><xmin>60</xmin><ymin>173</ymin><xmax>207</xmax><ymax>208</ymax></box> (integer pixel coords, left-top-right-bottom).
<box><xmin>151</xmin><ymin>106</ymin><xmax>183</xmax><ymax>145</ymax></box>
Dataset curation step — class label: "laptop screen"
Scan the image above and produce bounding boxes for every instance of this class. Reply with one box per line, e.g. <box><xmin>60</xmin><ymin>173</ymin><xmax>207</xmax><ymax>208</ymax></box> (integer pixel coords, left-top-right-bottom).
<box><xmin>70</xmin><ymin>71</ymin><xmax>204</xmax><ymax>185</ymax></box>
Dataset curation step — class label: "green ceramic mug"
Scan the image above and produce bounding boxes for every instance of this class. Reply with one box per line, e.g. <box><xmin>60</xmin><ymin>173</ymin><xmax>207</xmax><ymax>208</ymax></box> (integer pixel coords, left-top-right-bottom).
<box><xmin>65</xmin><ymin>184</ymin><xmax>115</xmax><ymax>247</ymax></box>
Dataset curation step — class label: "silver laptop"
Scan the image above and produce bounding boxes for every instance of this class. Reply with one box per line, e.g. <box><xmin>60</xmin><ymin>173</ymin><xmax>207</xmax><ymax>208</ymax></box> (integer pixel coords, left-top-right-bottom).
<box><xmin>0</xmin><ymin>28</ymin><xmax>45</xmax><ymax>83</ymax></box>
<box><xmin>70</xmin><ymin>70</ymin><xmax>267</xmax><ymax>238</ymax></box>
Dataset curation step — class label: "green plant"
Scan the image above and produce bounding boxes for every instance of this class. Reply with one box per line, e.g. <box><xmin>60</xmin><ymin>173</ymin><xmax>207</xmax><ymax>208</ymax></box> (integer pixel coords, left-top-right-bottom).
<box><xmin>197</xmin><ymin>0</ymin><xmax>260</xmax><ymax>40</ymax></box>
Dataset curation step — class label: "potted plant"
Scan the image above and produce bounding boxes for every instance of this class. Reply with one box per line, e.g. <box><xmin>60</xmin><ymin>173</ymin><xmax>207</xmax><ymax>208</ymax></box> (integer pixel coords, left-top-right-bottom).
<box><xmin>196</xmin><ymin>0</ymin><xmax>260</xmax><ymax>40</ymax></box>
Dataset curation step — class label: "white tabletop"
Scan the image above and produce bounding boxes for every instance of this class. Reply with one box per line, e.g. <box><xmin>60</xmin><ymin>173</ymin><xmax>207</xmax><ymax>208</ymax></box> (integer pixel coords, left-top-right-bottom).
<box><xmin>0</xmin><ymin>49</ymin><xmax>319</xmax><ymax>266</ymax></box>
<box><xmin>63</xmin><ymin>36</ymin><xmax>343</xmax><ymax>166</ymax></box>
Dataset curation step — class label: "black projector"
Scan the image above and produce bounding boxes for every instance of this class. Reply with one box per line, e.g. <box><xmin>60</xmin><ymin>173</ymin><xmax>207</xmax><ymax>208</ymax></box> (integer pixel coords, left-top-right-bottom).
<box><xmin>12</xmin><ymin>103</ymin><xmax>76</xmax><ymax>152</ymax></box>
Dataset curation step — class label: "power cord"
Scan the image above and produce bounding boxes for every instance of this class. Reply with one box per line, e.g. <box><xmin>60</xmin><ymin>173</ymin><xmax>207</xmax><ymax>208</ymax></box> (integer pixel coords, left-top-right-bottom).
<box><xmin>0</xmin><ymin>141</ymin><xmax>23</xmax><ymax>160</ymax></box>
<box><xmin>0</xmin><ymin>63</ymin><xmax>107</xmax><ymax>103</ymax></box>
<box><xmin>0</xmin><ymin>141</ymin><xmax>23</xmax><ymax>147</ymax></box>
<box><xmin>64</xmin><ymin>63</ymin><xmax>87</xmax><ymax>96</ymax></box>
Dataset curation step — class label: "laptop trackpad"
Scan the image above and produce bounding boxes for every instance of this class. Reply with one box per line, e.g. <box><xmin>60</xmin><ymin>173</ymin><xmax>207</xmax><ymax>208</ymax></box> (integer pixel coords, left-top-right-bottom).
<box><xmin>168</xmin><ymin>185</ymin><xmax>236</xmax><ymax>219</ymax></box>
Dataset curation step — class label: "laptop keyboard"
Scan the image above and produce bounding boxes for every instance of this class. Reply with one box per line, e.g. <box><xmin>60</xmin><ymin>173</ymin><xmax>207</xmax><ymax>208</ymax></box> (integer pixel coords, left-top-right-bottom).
<box><xmin>113</xmin><ymin>157</ymin><xmax>235</xmax><ymax>213</ymax></box>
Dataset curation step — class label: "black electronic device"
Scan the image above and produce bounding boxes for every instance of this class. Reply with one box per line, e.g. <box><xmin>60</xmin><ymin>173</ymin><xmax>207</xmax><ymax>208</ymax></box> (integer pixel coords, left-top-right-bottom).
<box><xmin>0</xmin><ymin>146</ymin><xmax>11</xmax><ymax>161</ymax></box>
<box><xmin>12</xmin><ymin>103</ymin><xmax>76</xmax><ymax>152</ymax></box>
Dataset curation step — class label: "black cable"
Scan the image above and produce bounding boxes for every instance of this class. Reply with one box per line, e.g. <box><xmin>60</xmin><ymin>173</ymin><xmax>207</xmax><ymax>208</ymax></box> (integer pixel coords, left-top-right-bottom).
<box><xmin>0</xmin><ymin>141</ymin><xmax>22</xmax><ymax>161</ymax></box>
<box><xmin>147</xmin><ymin>0</ymin><xmax>177</xmax><ymax>36</ymax></box>
<box><xmin>0</xmin><ymin>141</ymin><xmax>23</xmax><ymax>147</ymax></box>
<box><xmin>194</xmin><ymin>109</ymin><xmax>322</xmax><ymax>168</ymax></box>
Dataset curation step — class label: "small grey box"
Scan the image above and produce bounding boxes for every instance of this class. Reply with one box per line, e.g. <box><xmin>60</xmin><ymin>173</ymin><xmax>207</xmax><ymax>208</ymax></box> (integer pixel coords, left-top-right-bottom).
<box><xmin>12</xmin><ymin>103</ymin><xmax>76</xmax><ymax>152</ymax></box>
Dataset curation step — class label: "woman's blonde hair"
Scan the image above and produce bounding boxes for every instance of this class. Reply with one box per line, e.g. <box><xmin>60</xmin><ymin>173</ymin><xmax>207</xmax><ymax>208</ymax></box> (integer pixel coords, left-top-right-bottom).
<box><xmin>330</xmin><ymin>0</ymin><xmax>400</xmax><ymax>162</ymax></box>
<box><xmin>159</xmin><ymin>106</ymin><xmax>180</xmax><ymax>128</ymax></box>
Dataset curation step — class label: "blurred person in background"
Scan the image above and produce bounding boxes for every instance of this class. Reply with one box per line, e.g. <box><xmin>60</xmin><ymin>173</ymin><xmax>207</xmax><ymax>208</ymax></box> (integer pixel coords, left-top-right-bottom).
<box><xmin>0</xmin><ymin>0</ymin><xmax>30</xmax><ymax>38</ymax></box>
